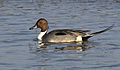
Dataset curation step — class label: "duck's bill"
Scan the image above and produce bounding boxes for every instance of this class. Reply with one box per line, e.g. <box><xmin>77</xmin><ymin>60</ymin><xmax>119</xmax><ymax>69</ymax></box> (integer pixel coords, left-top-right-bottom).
<box><xmin>29</xmin><ymin>25</ymin><xmax>37</xmax><ymax>30</ymax></box>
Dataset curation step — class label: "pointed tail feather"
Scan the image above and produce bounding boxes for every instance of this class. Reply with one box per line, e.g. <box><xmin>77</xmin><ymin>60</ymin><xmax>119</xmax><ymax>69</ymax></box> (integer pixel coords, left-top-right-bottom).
<box><xmin>83</xmin><ymin>24</ymin><xmax>114</xmax><ymax>41</ymax></box>
<box><xmin>90</xmin><ymin>24</ymin><xmax>114</xmax><ymax>36</ymax></box>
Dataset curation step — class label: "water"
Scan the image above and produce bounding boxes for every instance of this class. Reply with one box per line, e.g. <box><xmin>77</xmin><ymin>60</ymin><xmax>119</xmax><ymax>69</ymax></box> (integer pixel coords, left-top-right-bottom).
<box><xmin>0</xmin><ymin>0</ymin><xmax>120</xmax><ymax>70</ymax></box>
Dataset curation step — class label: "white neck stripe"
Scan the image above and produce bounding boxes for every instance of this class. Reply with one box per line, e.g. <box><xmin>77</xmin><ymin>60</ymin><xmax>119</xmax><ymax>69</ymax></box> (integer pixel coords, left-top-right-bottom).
<box><xmin>38</xmin><ymin>30</ymin><xmax>47</xmax><ymax>40</ymax></box>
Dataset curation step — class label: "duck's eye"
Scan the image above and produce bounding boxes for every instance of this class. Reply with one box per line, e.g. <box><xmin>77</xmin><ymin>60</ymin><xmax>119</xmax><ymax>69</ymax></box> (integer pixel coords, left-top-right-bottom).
<box><xmin>55</xmin><ymin>32</ymin><xmax>67</xmax><ymax>35</ymax></box>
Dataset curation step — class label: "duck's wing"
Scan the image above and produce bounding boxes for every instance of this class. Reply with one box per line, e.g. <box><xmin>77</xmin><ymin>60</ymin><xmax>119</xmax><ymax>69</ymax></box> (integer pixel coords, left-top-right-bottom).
<box><xmin>59</xmin><ymin>29</ymin><xmax>91</xmax><ymax>37</ymax></box>
<box><xmin>53</xmin><ymin>29</ymin><xmax>91</xmax><ymax>33</ymax></box>
<box><xmin>48</xmin><ymin>29</ymin><xmax>90</xmax><ymax>37</ymax></box>
<box><xmin>45</xmin><ymin>29</ymin><xmax>83</xmax><ymax>43</ymax></box>
<box><xmin>71</xmin><ymin>29</ymin><xmax>91</xmax><ymax>33</ymax></box>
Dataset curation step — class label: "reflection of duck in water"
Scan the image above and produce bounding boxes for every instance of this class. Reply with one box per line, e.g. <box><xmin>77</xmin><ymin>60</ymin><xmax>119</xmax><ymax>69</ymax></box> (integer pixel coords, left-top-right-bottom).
<box><xmin>34</xmin><ymin>43</ymin><xmax>94</xmax><ymax>52</ymax></box>
<box><xmin>55</xmin><ymin>44</ymin><xmax>94</xmax><ymax>51</ymax></box>
<box><xmin>29</xmin><ymin>18</ymin><xmax>114</xmax><ymax>44</ymax></box>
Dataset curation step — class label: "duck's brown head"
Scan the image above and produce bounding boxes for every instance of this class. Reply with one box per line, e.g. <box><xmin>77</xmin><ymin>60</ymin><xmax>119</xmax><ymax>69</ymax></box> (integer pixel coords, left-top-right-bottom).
<box><xmin>29</xmin><ymin>18</ymin><xmax>48</xmax><ymax>32</ymax></box>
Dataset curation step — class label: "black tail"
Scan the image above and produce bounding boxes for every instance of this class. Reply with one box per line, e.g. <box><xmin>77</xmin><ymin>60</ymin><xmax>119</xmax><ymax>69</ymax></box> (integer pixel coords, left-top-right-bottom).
<box><xmin>91</xmin><ymin>24</ymin><xmax>114</xmax><ymax>36</ymax></box>
<box><xmin>83</xmin><ymin>24</ymin><xmax>114</xmax><ymax>41</ymax></box>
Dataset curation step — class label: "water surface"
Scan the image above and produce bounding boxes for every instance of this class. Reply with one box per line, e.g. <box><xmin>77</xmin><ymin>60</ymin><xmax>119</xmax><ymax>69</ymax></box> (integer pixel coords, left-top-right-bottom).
<box><xmin>0</xmin><ymin>0</ymin><xmax>120</xmax><ymax>70</ymax></box>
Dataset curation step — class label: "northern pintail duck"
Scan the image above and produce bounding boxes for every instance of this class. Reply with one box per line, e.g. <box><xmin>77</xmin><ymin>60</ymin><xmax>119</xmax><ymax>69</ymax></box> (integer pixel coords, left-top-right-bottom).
<box><xmin>29</xmin><ymin>18</ymin><xmax>114</xmax><ymax>43</ymax></box>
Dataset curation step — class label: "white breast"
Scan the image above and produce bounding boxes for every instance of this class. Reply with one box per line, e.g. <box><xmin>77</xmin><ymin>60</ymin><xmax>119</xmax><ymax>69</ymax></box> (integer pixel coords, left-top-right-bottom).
<box><xmin>76</xmin><ymin>36</ymin><xmax>82</xmax><ymax>42</ymax></box>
